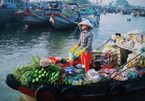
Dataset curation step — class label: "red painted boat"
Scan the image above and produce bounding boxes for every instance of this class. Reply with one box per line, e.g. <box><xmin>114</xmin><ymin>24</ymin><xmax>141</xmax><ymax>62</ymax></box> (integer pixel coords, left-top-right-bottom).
<box><xmin>5</xmin><ymin>38</ymin><xmax>145</xmax><ymax>101</ymax></box>
<box><xmin>6</xmin><ymin>73</ymin><xmax>145</xmax><ymax>101</ymax></box>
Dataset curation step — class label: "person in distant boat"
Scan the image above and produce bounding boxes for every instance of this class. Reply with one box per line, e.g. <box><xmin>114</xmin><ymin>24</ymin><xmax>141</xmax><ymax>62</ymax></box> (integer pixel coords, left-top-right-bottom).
<box><xmin>69</xmin><ymin>20</ymin><xmax>94</xmax><ymax>72</ymax></box>
<box><xmin>23</xmin><ymin>0</ymin><xmax>30</xmax><ymax>14</ymax></box>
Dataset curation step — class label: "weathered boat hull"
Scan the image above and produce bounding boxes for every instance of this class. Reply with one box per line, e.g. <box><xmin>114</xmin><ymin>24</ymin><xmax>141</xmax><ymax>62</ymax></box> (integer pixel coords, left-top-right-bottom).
<box><xmin>6</xmin><ymin>74</ymin><xmax>145</xmax><ymax>101</ymax></box>
<box><xmin>23</xmin><ymin>15</ymin><xmax>51</xmax><ymax>28</ymax></box>
<box><xmin>0</xmin><ymin>8</ymin><xmax>17</xmax><ymax>28</ymax></box>
<box><xmin>50</xmin><ymin>14</ymin><xmax>80</xmax><ymax>30</ymax></box>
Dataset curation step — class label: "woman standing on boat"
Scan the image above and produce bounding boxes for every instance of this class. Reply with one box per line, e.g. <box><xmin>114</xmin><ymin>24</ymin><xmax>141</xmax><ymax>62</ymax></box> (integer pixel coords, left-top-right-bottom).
<box><xmin>69</xmin><ymin>20</ymin><xmax>94</xmax><ymax>72</ymax></box>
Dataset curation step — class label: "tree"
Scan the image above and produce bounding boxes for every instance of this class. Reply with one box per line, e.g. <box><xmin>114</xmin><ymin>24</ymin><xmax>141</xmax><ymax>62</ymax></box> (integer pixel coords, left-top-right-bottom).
<box><xmin>114</xmin><ymin>0</ymin><xmax>130</xmax><ymax>8</ymax></box>
<box><xmin>69</xmin><ymin>0</ymin><xmax>90</xmax><ymax>4</ymax></box>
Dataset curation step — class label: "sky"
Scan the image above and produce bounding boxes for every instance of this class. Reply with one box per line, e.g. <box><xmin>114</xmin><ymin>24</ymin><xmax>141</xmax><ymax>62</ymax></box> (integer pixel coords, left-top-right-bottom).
<box><xmin>128</xmin><ymin>0</ymin><xmax>145</xmax><ymax>7</ymax></box>
<box><xmin>29</xmin><ymin>0</ymin><xmax>145</xmax><ymax>7</ymax></box>
<box><xmin>89</xmin><ymin>0</ymin><xmax>145</xmax><ymax>7</ymax></box>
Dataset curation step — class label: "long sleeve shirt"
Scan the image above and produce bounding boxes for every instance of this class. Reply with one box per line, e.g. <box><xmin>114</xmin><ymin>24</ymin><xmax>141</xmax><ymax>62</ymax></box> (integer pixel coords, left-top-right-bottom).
<box><xmin>77</xmin><ymin>30</ymin><xmax>93</xmax><ymax>52</ymax></box>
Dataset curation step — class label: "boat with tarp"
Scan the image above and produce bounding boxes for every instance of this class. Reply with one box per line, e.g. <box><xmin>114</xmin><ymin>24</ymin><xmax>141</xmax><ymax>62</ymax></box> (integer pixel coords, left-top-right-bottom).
<box><xmin>6</xmin><ymin>31</ymin><xmax>145</xmax><ymax>101</ymax></box>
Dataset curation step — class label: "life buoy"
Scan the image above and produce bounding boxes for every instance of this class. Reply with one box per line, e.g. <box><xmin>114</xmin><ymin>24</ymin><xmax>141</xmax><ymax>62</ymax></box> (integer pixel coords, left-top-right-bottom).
<box><xmin>35</xmin><ymin>86</ymin><xmax>56</xmax><ymax>101</ymax></box>
<box><xmin>59</xmin><ymin>86</ymin><xmax>81</xmax><ymax>101</ymax></box>
<box><xmin>109</xmin><ymin>82</ymin><xmax>126</xmax><ymax>101</ymax></box>
<box><xmin>5</xmin><ymin>74</ymin><xmax>20</xmax><ymax>90</ymax></box>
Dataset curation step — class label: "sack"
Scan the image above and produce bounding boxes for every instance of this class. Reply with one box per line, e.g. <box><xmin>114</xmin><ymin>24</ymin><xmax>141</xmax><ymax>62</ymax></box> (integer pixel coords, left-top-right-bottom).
<box><xmin>85</xmin><ymin>69</ymin><xmax>101</xmax><ymax>83</ymax></box>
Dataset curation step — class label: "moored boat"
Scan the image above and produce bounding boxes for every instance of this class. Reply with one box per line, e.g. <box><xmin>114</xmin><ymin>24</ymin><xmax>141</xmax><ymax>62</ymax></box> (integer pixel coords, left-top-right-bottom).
<box><xmin>23</xmin><ymin>14</ymin><xmax>51</xmax><ymax>28</ymax></box>
<box><xmin>49</xmin><ymin>2</ymin><xmax>80</xmax><ymax>30</ymax></box>
<box><xmin>6</xmin><ymin>74</ymin><xmax>145</xmax><ymax>101</ymax></box>
<box><xmin>50</xmin><ymin>14</ymin><xmax>80</xmax><ymax>30</ymax></box>
<box><xmin>5</xmin><ymin>31</ymin><xmax>145</xmax><ymax>101</ymax></box>
<box><xmin>139</xmin><ymin>11</ymin><xmax>145</xmax><ymax>17</ymax></box>
<box><xmin>79</xmin><ymin>4</ymin><xmax>101</xmax><ymax>27</ymax></box>
<box><xmin>0</xmin><ymin>8</ymin><xmax>17</xmax><ymax>28</ymax></box>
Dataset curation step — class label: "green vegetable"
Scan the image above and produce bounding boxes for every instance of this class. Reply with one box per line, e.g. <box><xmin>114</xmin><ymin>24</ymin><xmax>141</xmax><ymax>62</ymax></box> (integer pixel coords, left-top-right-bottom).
<box><xmin>46</xmin><ymin>73</ymin><xmax>49</xmax><ymax>77</ymax></box>
<box><xmin>41</xmin><ymin>68</ymin><xmax>45</xmax><ymax>71</ymax></box>
<box><xmin>42</xmin><ymin>73</ymin><xmax>45</xmax><ymax>77</ymax></box>
<box><xmin>35</xmin><ymin>70</ymin><xmax>38</xmax><ymax>73</ymax></box>
<box><xmin>36</xmin><ymin>78</ymin><xmax>39</xmax><ymax>82</ymax></box>
<box><xmin>51</xmin><ymin>72</ymin><xmax>55</xmax><ymax>77</ymax></box>
<box><xmin>54</xmin><ymin>71</ymin><xmax>60</xmax><ymax>78</ymax></box>
<box><xmin>44</xmin><ymin>71</ymin><xmax>47</xmax><ymax>74</ymax></box>
<box><xmin>38</xmin><ymin>75</ymin><xmax>42</xmax><ymax>78</ymax></box>
<box><xmin>38</xmin><ymin>71</ymin><xmax>43</xmax><ymax>74</ymax></box>
<box><xmin>32</xmin><ymin>79</ymin><xmax>35</xmax><ymax>83</ymax></box>
<box><xmin>34</xmin><ymin>73</ymin><xmax>38</xmax><ymax>77</ymax></box>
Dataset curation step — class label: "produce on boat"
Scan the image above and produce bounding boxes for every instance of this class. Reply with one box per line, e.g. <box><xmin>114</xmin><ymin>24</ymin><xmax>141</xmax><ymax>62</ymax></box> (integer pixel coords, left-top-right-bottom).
<box><xmin>6</xmin><ymin>31</ymin><xmax>145</xmax><ymax>101</ymax></box>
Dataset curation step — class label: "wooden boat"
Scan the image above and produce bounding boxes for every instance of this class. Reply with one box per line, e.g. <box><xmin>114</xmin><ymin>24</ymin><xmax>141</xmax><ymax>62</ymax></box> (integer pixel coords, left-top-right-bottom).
<box><xmin>139</xmin><ymin>11</ymin><xmax>145</xmax><ymax>17</ymax></box>
<box><xmin>49</xmin><ymin>2</ymin><xmax>80</xmax><ymax>30</ymax></box>
<box><xmin>50</xmin><ymin>14</ymin><xmax>80</xmax><ymax>30</ymax></box>
<box><xmin>79</xmin><ymin>5</ymin><xmax>101</xmax><ymax>27</ymax></box>
<box><xmin>6</xmin><ymin>73</ymin><xmax>145</xmax><ymax>101</ymax></box>
<box><xmin>81</xmin><ymin>15</ymin><xmax>100</xmax><ymax>28</ymax></box>
<box><xmin>5</xmin><ymin>33</ymin><xmax>145</xmax><ymax>101</ymax></box>
<box><xmin>0</xmin><ymin>8</ymin><xmax>17</xmax><ymax>28</ymax></box>
<box><xmin>23</xmin><ymin>14</ymin><xmax>51</xmax><ymax>28</ymax></box>
<box><xmin>6</xmin><ymin>50</ymin><xmax>145</xmax><ymax>101</ymax></box>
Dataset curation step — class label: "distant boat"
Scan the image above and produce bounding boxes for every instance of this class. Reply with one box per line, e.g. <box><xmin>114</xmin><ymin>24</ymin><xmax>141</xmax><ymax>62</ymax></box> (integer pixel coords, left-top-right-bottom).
<box><xmin>49</xmin><ymin>2</ymin><xmax>81</xmax><ymax>30</ymax></box>
<box><xmin>121</xmin><ymin>9</ymin><xmax>132</xmax><ymax>15</ymax></box>
<box><xmin>50</xmin><ymin>14</ymin><xmax>80</xmax><ymax>30</ymax></box>
<box><xmin>127</xmin><ymin>18</ymin><xmax>131</xmax><ymax>21</ymax></box>
<box><xmin>23</xmin><ymin>14</ymin><xmax>51</xmax><ymax>28</ymax></box>
<box><xmin>139</xmin><ymin>11</ymin><xmax>145</xmax><ymax>17</ymax></box>
<box><xmin>79</xmin><ymin>4</ymin><xmax>100</xmax><ymax>27</ymax></box>
<box><xmin>0</xmin><ymin>7</ymin><xmax>17</xmax><ymax>28</ymax></box>
<box><xmin>131</xmin><ymin>11</ymin><xmax>139</xmax><ymax>17</ymax></box>
<box><xmin>81</xmin><ymin>15</ymin><xmax>99</xmax><ymax>28</ymax></box>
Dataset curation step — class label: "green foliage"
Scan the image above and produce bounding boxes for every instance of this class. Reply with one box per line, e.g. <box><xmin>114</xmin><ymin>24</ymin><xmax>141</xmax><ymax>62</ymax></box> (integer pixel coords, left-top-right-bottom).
<box><xmin>31</xmin><ymin>54</ymin><xmax>41</xmax><ymax>65</ymax></box>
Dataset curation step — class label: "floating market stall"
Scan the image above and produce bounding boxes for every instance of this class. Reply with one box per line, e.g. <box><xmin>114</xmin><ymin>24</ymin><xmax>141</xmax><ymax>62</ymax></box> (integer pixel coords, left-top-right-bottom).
<box><xmin>6</xmin><ymin>31</ymin><xmax>145</xmax><ymax>101</ymax></box>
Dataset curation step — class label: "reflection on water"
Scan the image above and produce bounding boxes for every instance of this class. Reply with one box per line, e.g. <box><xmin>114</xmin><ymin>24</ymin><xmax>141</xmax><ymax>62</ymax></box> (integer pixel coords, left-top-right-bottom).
<box><xmin>0</xmin><ymin>13</ymin><xmax>145</xmax><ymax>101</ymax></box>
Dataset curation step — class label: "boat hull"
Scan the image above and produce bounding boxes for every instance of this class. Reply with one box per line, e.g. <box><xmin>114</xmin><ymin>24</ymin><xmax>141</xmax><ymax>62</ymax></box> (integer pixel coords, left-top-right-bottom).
<box><xmin>0</xmin><ymin>8</ymin><xmax>17</xmax><ymax>28</ymax></box>
<box><xmin>23</xmin><ymin>15</ymin><xmax>51</xmax><ymax>28</ymax></box>
<box><xmin>6</xmin><ymin>74</ymin><xmax>145</xmax><ymax>101</ymax></box>
<box><xmin>50</xmin><ymin>14</ymin><xmax>80</xmax><ymax>30</ymax></box>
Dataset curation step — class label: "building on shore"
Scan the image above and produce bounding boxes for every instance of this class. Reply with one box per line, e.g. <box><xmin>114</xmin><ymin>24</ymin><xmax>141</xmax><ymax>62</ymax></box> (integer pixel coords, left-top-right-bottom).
<box><xmin>0</xmin><ymin>0</ymin><xmax>21</xmax><ymax>4</ymax></box>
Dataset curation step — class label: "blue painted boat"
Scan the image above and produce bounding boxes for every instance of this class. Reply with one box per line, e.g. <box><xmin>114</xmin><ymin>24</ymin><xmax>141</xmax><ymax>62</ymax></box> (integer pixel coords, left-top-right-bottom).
<box><xmin>0</xmin><ymin>8</ymin><xmax>17</xmax><ymax>28</ymax></box>
<box><xmin>23</xmin><ymin>14</ymin><xmax>51</xmax><ymax>28</ymax></box>
<box><xmin>50</xmin><ymin>13</ymin><xmax>80</xmax><ymax>30</ymax></box>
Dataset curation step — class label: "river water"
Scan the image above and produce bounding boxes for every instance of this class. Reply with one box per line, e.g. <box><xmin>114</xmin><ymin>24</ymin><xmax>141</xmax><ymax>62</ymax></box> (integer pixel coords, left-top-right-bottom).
<box><xmin>0</xmin><ymin>13</ymin><xmax>145</xmax><ymax>101</ymax></box>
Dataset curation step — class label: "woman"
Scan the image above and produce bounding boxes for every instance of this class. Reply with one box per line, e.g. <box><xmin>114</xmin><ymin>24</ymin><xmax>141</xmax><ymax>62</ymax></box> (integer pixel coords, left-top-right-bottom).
<box><xmin>69</xmin><ymin>20</ymin><xmax>94</xmax><ymax>72</ymax></box>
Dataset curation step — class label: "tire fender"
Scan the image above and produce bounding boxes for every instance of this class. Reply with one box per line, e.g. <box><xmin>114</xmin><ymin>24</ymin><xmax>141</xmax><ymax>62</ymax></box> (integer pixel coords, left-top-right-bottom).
<box><xmin>5</xmin><ymin>74</ymin><xmax>20</xmax><ymax>90</ymax></box>
<box><xmin>35</xmin><ymin>86</ymin><xmax>56</xmax><ymax>101</ymax></box>
<box><xmin>59</xmin><ymin>86</ymin><xmax>81</xmax><ymax>101</ymax></box>
<box><xmin>109</xmin><ymin>83</ymin><xmax>126</xmax><ymax>101</ymax></box>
